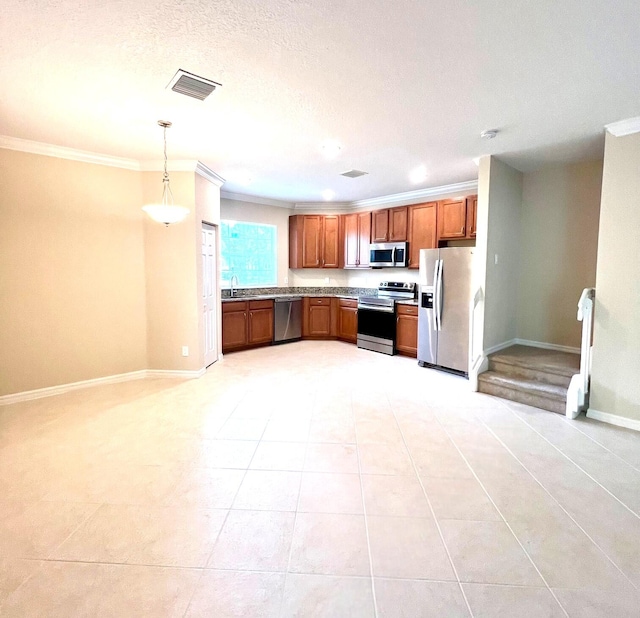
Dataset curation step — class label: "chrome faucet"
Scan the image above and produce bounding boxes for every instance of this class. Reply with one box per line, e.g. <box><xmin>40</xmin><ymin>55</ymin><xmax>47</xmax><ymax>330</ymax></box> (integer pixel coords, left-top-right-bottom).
<box><xmin>230</xmin><ymin>274</ymin><xmax>239</xmax><ymax>297</ymax></box>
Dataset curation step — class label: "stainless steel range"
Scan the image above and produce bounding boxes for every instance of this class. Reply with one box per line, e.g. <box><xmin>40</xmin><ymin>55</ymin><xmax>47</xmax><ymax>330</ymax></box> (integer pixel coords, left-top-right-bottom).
<box><xmin>357</xmin><ymin>281</ymin><xmax>417</xmax><ymax>355</ymax></box>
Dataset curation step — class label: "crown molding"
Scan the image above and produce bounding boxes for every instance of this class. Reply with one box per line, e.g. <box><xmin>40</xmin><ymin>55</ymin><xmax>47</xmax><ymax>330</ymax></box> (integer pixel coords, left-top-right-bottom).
<box><xmin>220</xmin><ymin>190</ymin><xmax>295</xmax><ymax>209</ymax></box>
<box><xmin>293</xmin><ymin>201</ymin><xmax>351</xmax><ymax>212</ymax></box>
<box><xmin>0</xmin><ymin>135</ymin><xmax>140</xmax><ymax>170</ymax></box>
<box><xmin>351</xmin><ymin>180</ymin><xmax>479</xmax><ymax>210</ymax></box>
<box><xmin>139</xmin><ymin>159</ymin><xmax>201</xmax><ymax>172</ymax></box>
<box><xmin>196</xmin><ymin>161</ymin><xmax>225</xmax><ymax>186</ymax></box>
<box><xmin>605</xmin><ymin>116</ymin><xmax>640</xmax><ymax>137</ymax></box>
<box><xmin>1</xmin><ymin>134</ymin><xmax>478</xmax><ymax>208</ymax></box>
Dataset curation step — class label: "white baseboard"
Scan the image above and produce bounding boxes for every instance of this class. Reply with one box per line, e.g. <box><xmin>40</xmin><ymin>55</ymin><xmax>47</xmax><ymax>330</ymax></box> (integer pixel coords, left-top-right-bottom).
<box><xmin>482</xmin><ymin>338</ymin><xmax>580</xmax><ymax>357</ymax></box>
<box><xmin>515</xmin><ymin>338</ymin><xmax>580</xmax><ymax>355</ymax></box>
<box><xmin>586</xmin><ymin>409</ymin><xmax>640</xmax><ymax>432</ymax></box>
<box><xmin>0</xmin><ymin>367</ymin><xmax>206</xmax><ymax>406</ymax></box>
<box><xmin>146</xmin><ymin>368</ymin><xmax>207</xmax><ymax>379</ymax></box>
<box><xmin>483</xmin><ymin>339</ymin><xmax>518</xmax><ymax>357</ymax></box>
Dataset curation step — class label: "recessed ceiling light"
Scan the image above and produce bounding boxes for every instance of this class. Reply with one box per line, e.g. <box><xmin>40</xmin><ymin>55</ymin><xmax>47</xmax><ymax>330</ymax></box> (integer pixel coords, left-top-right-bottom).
<box><xmin>321</xmin><ymin>140</ymin><xmax>342</xmax><ymax>159</ymax></box>
<box><xmin>409</xmin><ymin>165</ymin><xmax>427</xmax><ymax>184</ymax></box>
<box><xmin>340</xmin><ymin>169</ymin><xmax>368</xmax><ymax>178</ymax></box>
<box><xmin>480</xmin><ymin>129</ymin><xmax>498</xmax><ymax>140</ymax></box>
<box><xmin>322</xmin><ymin>189</ymin><xmax>336</xmax><ymax>201</ymax></box>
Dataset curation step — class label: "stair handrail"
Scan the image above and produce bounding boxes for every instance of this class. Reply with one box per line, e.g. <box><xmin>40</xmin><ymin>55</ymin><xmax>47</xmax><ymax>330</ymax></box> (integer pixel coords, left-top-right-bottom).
<box><xmin>566</xmin><ymin>287</ymin><xmax>595</xmax><ymax>418</ymax></box>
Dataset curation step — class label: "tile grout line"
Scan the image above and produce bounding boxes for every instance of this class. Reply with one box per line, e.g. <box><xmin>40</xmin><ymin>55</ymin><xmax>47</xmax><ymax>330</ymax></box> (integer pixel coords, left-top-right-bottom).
<box><xmin>277</xmin><ymin>398</ymin><xmax>312</xmax><ymax>618</ymax></box>
<box><xmin>563</xmin><ymin>419</ymin><xmax>640</xmax><ymax>474</ymax></box>
<box><xmin>430</xmin><ymin>416</ymin><xmax>570</xmax><ymax>617</ymax></box>
<box><xmin>387</xmin><ymin>397</ymin><xmax>475</xmax><ymax>618</ymax></box>
<box><xmin>502</xmin><ymin>403</ymin><xmax>640</xmax><ymax>520</ymax></box>
<box><xmin>181</xmin><ymin>389</ymin><xmax>270</xmax><ymax>618</ymax></box>
<box><xmin>352</xmin><ymin>395</ymin><xmax>380</xmax><ymax>618</ymax></box>
<box><xmin>478</xmin><ymin>416</ymin><xmax>640</xmax><ymax>593</ymax></box>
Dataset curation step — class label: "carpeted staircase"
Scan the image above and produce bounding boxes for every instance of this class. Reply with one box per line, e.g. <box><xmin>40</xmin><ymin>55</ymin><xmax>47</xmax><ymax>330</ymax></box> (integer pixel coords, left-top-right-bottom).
<box><xmin>478</xmin><ymin>344</ymin><xmax>580</xmax><ymax>414</ymax></box>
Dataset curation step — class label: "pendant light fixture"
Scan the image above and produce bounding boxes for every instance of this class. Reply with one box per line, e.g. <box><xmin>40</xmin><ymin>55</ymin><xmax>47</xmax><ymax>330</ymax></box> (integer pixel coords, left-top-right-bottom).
<box><xmin>142</xmin><ymin>120</ymin><xmax>190</xmax><ymax>225</ymax></box>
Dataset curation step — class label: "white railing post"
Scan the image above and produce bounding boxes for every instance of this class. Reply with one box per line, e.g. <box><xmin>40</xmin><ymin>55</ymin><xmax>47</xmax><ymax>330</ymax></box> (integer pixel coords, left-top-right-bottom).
<box><xmin>469</xmin><ymin>287</ymin><xmax>486</xmax><ymax>390</ymax></box>
<box><xmin>566</xmin><ymin>288</ymin><xmax>595</xmax><ymax>419</ymax></box>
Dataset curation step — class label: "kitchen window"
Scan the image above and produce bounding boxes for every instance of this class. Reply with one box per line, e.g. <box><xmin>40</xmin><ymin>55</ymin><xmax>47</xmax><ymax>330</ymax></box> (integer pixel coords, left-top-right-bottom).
<box><xmin>220</xmin><ymin>220</ymin><xmax>277</xmax><ymax>288</ymax></box>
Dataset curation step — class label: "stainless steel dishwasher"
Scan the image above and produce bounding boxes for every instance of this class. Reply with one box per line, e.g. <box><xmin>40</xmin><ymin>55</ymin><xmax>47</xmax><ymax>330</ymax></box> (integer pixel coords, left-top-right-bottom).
<box><xmin>273</xmin><ymin>297</ymin><xmax>302</xmax><ymax>343</ymax></box>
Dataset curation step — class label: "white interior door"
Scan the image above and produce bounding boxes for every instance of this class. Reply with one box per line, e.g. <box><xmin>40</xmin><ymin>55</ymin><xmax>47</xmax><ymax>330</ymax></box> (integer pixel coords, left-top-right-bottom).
<box><xmin>202</xmin><ymin>223</ymin><xmax>218</xmax><ymax>368</ymax></box>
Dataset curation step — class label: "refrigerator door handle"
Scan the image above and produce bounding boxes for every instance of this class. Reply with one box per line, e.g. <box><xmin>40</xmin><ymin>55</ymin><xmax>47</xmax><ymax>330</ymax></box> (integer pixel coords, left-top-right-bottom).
<box><xmin>432</xmin><ymin>259</ymin><xmax>440</xmax><ymax>331</ymax></box>
<box><xmin>436</xmin><ymin>259</ymin><xmax>443</xmax><ymax>331</ymax></box>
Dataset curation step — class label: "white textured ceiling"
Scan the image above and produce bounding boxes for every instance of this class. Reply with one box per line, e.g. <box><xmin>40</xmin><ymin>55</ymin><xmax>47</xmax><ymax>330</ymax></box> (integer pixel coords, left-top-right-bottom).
<box><xmin>1</xmin><ymin>0</ymin><xmax>639</xmax><ymax>202</ymax></box>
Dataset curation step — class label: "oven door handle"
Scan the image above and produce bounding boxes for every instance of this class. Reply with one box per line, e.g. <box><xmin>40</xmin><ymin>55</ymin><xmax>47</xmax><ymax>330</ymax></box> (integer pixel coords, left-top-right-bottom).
<box><xmin>357</xmin><ymin>303</ymin><xmax>395</xmax><ymax>313</ymax></box>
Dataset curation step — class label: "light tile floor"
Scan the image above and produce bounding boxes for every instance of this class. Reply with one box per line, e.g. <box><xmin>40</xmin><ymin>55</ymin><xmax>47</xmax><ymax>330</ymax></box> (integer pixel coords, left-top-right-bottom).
<box><xmin>1</xmin><ymin>340</ymin><xmax>640</xmax><ymax>617</ymax></box>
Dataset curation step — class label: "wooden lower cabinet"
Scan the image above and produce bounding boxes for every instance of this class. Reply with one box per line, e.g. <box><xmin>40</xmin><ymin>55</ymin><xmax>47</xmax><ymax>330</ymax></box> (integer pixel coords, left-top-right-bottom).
<box><xmin>396</xmin><ymin>304</ymin><xmax>418</xmax><ymax>357</ymax></box>
<box><xmin>337</xmin><ymin>298</ymin><xmax>358</xmax><ymax>343</ymax></box>
<box><xmin>248</xmin><ymin>301</ymin><xmax>274</xmax><ymax>345</ymax></box>
<box><xmin>303</xmin><ymin>297</ymin><xmax>332</xmax><ymax>337</ymax></box>
<box><xmin>222</xmin><ymin>300</ymin><xmax>273</xmax><ymax>353</ymax></box>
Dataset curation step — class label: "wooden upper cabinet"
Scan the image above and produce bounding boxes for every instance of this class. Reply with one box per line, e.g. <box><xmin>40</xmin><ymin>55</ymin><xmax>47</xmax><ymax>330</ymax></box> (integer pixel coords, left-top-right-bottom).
<box><xmin>344</xmin><ymin>211</ymin><xmax>371</xmax><ymax>269</ymax></box>
<box><xmin>322</xmin><ymin>215</ymin><xmax>340</xmax><ymax>268</ymax></box>
<box><xmin>371</xmin><ymin>207</ymin><xmax>408</xmax><ymax>243</ymax></box>
<box><xmin>358</xmin><ymin>211</ymin><xmax>371</xmax><ymax>267</ymax></box>
<box><xmin>407</xmin><ymin>202</ymin><xmax>437</xmax><ymax>269</ymax></box>
<box><xmin>438</xmin><ymin>198</ymin><xmax>467</xmax><ymax>240</ymax></box>
<box><xmin>371</xmin><ymin>210</ymin><xmax>389</xmax><ymax>243</ymax></box>
<box><xmin>289</xmin><ymin>215</ymin><xmax>342</xmax><ymax>269</ymax></box>
<box><xmin>466</xmin><ymin>195</ymin><xmax>478</xmax><ymax>239</ymax></box>
<box><xmin>303</xmin><ymin>215</ymin><xmax>322</xmax><ymax>267</ymax></box>
<box><xmin>389</xmin><ymin>207</ymin><xmax>408</xmax><ymax>241</ymax></box>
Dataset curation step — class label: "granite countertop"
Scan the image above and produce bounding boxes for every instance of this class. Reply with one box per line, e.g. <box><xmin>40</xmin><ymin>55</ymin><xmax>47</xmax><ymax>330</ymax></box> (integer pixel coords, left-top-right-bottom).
<box><xmin>221</xmin><ymin>286</ymin><xmax>374</xmax><ymax>303</ymax></box>
<box><xmin>396</xmin><ymin>299</ymin><xmax>419</xmax><ymax>306</ymax></box>
<box><xmin>222</xmin><ymin>293</ymin><xmax>360</xmax><ymax>303</ymax></box>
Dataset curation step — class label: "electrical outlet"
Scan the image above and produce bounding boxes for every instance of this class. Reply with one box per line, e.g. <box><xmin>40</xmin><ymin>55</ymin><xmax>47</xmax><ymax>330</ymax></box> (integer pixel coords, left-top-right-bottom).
<box><xmin>324</xmin><ymin>277</ymin><xmax>330</xmax><ymax>284</ymax></box>
<box><xmin>284</xmin><ymin>277</ymin><xmax>288</xmax><ymax>285</ymax></box>
<box><xmin>494</xmin><ymin>254</ymin><xmax>499</xmax><ymax>265</ymax></box>
<box><xmin>182</xmin><ymin>346</ymin><xmax>189</xmax><ymax>357</ymax></box>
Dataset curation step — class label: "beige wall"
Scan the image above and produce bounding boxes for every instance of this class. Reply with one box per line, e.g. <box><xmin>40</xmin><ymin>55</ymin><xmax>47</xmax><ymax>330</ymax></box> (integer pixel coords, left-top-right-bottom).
<box><xmin>517</xmin><ymin>160</ymin><xmax>602</xmax><ymax>348</ymax></box>
<box><xmin>590</xmin><ymin>131</ymin><xmax>640</xmax><ymax>423</ymax></box>
<box><xmin>0</xmin><ymin>149</ymin><xmax>147</xmax><ymax>396</ymax></box>
<box><xmin>143</xmin><ymin>171</ymin><xmax>201</xmax><ymax>372</ymax></box>
<box><xmin>481</xmin><ymin>156</ymin><xmax>523</xmax><ymax>351</ymax></box>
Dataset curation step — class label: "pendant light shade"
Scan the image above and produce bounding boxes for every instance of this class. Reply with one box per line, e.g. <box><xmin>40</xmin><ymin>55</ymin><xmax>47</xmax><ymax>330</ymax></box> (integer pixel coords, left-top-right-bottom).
<box><xmin>142</xmin><ymin>120</ymin><xmax>190</xmax><ymax>225</ymax></box>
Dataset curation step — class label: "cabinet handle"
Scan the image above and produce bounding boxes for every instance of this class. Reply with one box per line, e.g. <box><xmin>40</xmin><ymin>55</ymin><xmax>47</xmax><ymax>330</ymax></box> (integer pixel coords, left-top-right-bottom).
<box><xmin>460</xmin><ymin>226</ymin><xmax>464</xmax><ymax>234</ymax></box>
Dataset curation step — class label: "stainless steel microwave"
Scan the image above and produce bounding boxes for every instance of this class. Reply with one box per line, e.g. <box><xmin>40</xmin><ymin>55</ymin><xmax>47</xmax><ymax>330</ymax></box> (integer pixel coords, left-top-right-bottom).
<box><xmin>369</xmin><ymin>242</ymin><xmax>409</xmax><ymax>268</ymax></box>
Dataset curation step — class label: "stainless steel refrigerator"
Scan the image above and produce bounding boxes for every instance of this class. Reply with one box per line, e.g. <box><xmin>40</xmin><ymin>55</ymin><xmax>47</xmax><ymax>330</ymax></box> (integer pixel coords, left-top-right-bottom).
<box><xmin>418</xmin><ymin>247</ymin><xmax>473</xmax><ymax>375</ymax></box>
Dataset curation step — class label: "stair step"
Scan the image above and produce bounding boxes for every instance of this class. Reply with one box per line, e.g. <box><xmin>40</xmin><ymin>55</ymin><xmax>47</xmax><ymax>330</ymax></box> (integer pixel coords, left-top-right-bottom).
<box><xmin>489</xmin><ymin>359</ymin><xmax>572</xmax><ymax>388</ymax></box>
<box><xmin>478</xmin><ymin>371</ymin><xmax>567</xmax><ymax>415</ymax></box>
<box><xmin>490</xmin><ymin>345</ymin><xmax>579</xmax><ymax>379</ymax></box>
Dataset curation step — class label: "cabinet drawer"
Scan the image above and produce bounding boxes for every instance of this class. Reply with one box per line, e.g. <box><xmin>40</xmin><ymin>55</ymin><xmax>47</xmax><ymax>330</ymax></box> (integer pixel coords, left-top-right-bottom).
<box><xmin>309</xmin><ymin>297</ymin><xmax>331</xmax><ymax>306</ymax></box>
<box><xmin>339</xmin><ymin>298</ymin><xmax>358</xmax><ymax>308</ymax></box>
<box><xmin>248</xmin><ymin>299</ymin><xmax>274</xmax><ymax>310</ymax></box>
<box><xmin>222</xmin><ymin>301</ymin><xmax>248</xmax><ymax>313</ymax></box>
<box><xmin>397</xmin><ymin>303</ymin><xmax>418</xmax><ymax>316</ymax></box>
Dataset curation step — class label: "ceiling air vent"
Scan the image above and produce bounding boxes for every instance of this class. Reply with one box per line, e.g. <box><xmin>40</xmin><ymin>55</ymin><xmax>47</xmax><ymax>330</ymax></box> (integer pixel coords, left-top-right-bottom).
<box><xmin>167</xmin><ymin>69</ymin><xmax>221</xmax><ymax>101</ymax></box>
<box><xmin>341</xmin><ymin>169</ymin><xmax>368</xmax><ymax>178</ymax></box>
